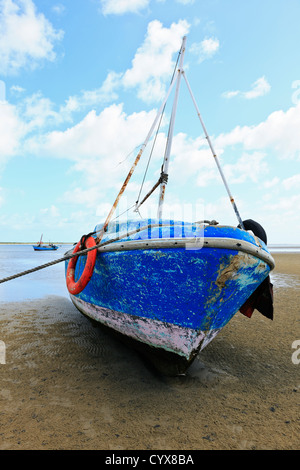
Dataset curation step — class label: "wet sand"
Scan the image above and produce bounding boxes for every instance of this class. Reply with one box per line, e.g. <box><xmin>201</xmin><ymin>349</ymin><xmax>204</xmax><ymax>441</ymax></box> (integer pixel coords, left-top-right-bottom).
<box><xmin>0</xmin><ymin>253</ymin><xmax>299</xmax><ymax>450</ymax></box>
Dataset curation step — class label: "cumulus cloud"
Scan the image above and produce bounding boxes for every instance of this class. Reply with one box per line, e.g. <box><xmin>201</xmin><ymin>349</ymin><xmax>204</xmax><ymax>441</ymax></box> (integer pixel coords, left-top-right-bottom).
<box><xmin>189</xmin><ymin>37</ymin><xmax>219</xmax><ymax>63</ymax></box>
<box><xmin>122</xmin><ymin>19</ymin><xmax>190</xmax><ymax>102</ymax></box>
<box><xmin>25</xmin><ymin>103</ymin><xmax>158</xmax><ymax>183</ymax></box>
<box><xmin>0</xmin><ymin>0</ymin><xmax>63</xmax><ymax>75</ymax></box>
<box><xmin>222</xmin><ymin>76</ymin><xmax>271</xmax><ymax>100</ymax></box>
<box><xmin>167</xmin><ymin>132</ymin><xmax>216</xmax><ymax>187</ymax></box>
<box><xmin>62</xmin><ymin>71</ymin><xmax>121</xmax><ymax>116</ymax></box>
<box><xmin>0</xmin><ymin>18</ymin><xmax>191</xmax><ymax>182</ymax></box>
<box><xmin>11</xmin><ymin>19</ymin><xmax>190</xmax><ymax>129</ymax></box>
<box><xmin>215</xmin><ymin>101</ymin><xmax>300</xmax><ymax>160</ymax></box>
<box><xmin>21</xmin><ymin>92</ymin><xmax>64</xmax><ymax>130</ymax></box>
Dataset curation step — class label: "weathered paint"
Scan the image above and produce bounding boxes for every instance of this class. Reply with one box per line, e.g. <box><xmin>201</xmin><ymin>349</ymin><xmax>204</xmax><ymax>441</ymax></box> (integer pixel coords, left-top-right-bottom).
<box><xmin>71</xmin><ymin>295</ymin><xmax>209</xmax><ymax>360</ymax></box>
<box><xmin>65</xmin><ymin>219</ymin><xmax>274</xmax><ymax>362</ymax></box>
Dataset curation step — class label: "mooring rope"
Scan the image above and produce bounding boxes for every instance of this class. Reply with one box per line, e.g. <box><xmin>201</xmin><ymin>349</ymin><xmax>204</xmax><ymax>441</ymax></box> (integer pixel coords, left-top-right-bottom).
<box><xmin>0</xmin><ymin>223</ymin><xmax>172</xmax><ymax>285</ymax></box>
<box><xmin>0</xmin><ymin>242</ymin><xmax>98</xmax><ymax>285</ymax></box>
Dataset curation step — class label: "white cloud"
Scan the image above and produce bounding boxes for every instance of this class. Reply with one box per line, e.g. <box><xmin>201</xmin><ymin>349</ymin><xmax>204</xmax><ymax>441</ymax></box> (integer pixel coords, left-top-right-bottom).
<box><xmin>10</xmin><ymin>84</ymin><xmax>25</xmax><ymax>94</ymax></box>
<box><xmin>215</xmin><ymin>101</ymin><xmax>300</xmax><ymax>160</ymax></box>
<box><xmin>21</xmin><ymin>92</ymin><xmax>64</xmax><ymax>129</ymax></box>
<box><xmin>244</xmin><ymin>77</ymin><xmax>271</xmax><ymax>99</ymax></box>
<box><xmin>40</xmin><ymin>204</ymin><xmax>60</xmax><ymax>219</ymax></box>
<box><xmin>190</xmin><ymin>37</ymin><xmax>219</xmax><ymax>63</ymax></box>
<box><xmin>263</xmin><ymin>177</ymin><xmax>280</xmax><ymax>188</ymax></box>
<box><xmin>62</xmin><ymin>71</ymin><xmax>121</xmax><ymax>115</ymax></box>
<box><xmin>0</xmin><ymin>100</ymin><xmax>25</xmax><ymax>159</ymax></box>
<box><xmin>0</xmin><ymin>19</ymin><xmax>192</xmax><ymax>181</ymax></box>
<box><xmin>168</xmin><ymin>132</ymin><xmax>216</xmax><ymax>187</ymax></box>
<box><xmin>62</xmin><ymin>187</ymin><xmax>104</xmax><ymax>209</ymax></box>
<box><xmin>52</xmin><ymin>4</ymin><xmax>65</xmax><ymax>15</ymax></box>
<box><xmin>169</xmin><ymin>135</ymin><xmax>269</xmax><ymax>189</ymax></box>
<box><xmin>282</xmin><ymin>173</ymin><xmax>300</xmax><ymax>190</ymax></box>
<box><xmin>222</xmin><ymin>76</ymin><xmax>271</xmax><ymax>100</ymax></box>
<box><xmin>7</xmin><ymin>71</ymin><xmax>121</xmax><ymax>135</ymax></box>
<box><xmin>222</xmin><ymin>90</ymin><xmax>239</xmax><ymax>99</ymax></box>
<box><xmin>17</xmin><ymin>19</ymin><xmax>190</xmax><ymax>123</ymax></box>
<box><xmin>223</xmin><ymin>151</ymin><xmax>268</xmax><ymax>184</ymax></box>
<box><xmin>122</xmin><ymin>20</ymin><xmax>190</xmax><ymax>103</ymax></box>
<box><xmin>25</xmin><ymin>103</ymin><xmax>158</xmax><ymax>186</ymax></box>
<box><xmin>0</xmin><ymin>0</ymin><xmax>63</xmax><ymax>75</ymax></box>
<box><xmin>100</xmin><ymin>0</ymin><xmax>150</xmax><ymax>15</ymax></box>
<box><xmin>265</xmin><ymin>194</ymin><xmax>300</xmax><ymax>214</ymax></box>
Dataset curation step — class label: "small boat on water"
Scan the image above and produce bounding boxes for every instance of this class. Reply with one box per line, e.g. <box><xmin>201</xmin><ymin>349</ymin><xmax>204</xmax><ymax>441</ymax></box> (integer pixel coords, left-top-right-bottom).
<box><xmin>33</xmin><ymin>234</ymin><xmax>58</xmax><ymax>251</ymax></box>
<box><xmin>64</xmin><ymin>37</ymin><xmax>274</xmax><ymax>374</ymax></box>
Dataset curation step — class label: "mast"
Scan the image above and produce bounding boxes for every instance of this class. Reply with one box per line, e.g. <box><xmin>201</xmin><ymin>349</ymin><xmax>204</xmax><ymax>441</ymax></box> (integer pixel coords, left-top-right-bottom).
<box><xmin>98</xmin><ymin>34</ymin><xmax>244</xmax><ymax>235</ymax></box>
<box><xmin>95</xmin><ymin>63</ymin><xmax>179</xmax><ymax>243</ymax></box>
<box><xmin>157</xmin><ymin>36</ymin><xmax>187</xmax><ymax>220</ymax></box>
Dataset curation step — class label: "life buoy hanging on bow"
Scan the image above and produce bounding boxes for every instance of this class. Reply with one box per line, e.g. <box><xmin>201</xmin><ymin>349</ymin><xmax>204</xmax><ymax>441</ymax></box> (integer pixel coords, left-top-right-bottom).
<box><xmin>66</xmin><ymin>235</ymin><xmax>97</xmax><ymax>295</ymax></box>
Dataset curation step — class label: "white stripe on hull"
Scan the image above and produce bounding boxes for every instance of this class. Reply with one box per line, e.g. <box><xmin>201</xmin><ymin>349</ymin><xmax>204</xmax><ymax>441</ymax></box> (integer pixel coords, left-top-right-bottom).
<box><xmin>70</xmin><ymin>295</ymin><xmax>221</xmax><ymax>360</ymax></box>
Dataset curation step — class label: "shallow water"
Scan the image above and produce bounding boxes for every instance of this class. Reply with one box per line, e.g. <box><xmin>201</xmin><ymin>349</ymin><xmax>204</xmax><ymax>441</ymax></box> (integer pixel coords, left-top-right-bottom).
<box><xmin>270</xmin><ymin>272</ymin><xmax>300</xmax><ymax>289</ymax></box>
<box><xmin>0</xmin><ymin>244</ymin><xmax>73</xmax><ymax>303</ymax></box>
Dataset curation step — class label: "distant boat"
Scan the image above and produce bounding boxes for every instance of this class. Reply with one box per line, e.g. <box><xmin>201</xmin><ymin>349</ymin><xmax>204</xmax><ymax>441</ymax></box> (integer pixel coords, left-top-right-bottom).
<box><xmin>33</xmin><ymin>234</ymin><xmax>58</xmax><ymax>251</ymax></box>
<box><xmin>64</xmin><ymin>36</ymin><xmax>274</xmax><ymax>375</ymax></box>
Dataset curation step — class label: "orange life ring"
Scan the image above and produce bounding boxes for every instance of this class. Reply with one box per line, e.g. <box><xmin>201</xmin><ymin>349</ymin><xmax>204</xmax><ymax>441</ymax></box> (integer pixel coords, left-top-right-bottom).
<box><xmin>66</xmin><ymin>235</ymin><xmax>97</xmax><ymax>295</ymax></box>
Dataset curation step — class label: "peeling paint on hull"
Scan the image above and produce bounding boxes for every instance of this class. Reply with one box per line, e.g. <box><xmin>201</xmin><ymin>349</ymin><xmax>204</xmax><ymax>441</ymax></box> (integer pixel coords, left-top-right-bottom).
<box><xmin>71</xmin><ymin>294</ymin><xmax>221</xmax><ymax>361</ymax></box>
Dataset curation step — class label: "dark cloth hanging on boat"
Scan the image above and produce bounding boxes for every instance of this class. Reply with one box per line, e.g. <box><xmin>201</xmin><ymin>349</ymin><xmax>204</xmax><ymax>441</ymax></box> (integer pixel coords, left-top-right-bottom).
<box><xmin>238</xmin><ymin>219</ymin><xmax>267</xmax><ymax>244</ymax></box>
<box><xmin>239</xmin><ymin>276</ymin><xmax>274</xmax><ymax>320</ymax></box>
<box><xmin>237</xmin><ymin>218</ymin><xmax>273</xmax><ymax>319</ymax></box>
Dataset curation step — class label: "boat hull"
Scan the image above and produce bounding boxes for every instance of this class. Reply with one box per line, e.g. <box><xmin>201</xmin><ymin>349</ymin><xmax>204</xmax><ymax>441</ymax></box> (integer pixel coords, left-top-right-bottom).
<box><xmin>65</xmin><ymin>221</ymin><xmax>274</xmax><ymax>373</ymax></box>
<box><xmin>33</xmin><ymin>245</ymin><xmax>58</xmax><ymax>251</ymax></box>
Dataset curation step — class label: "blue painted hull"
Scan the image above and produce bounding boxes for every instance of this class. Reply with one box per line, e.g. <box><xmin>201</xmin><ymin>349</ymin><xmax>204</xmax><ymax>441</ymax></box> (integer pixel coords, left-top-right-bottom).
<box><xmin>33</xmin><ymin>245</ymin><xmax>58</xmax><ymax>251</ymax></box>
<box><xmin>65</xmin><ymin>219</ymin><xmax>274</xmax><ymax>371</ymax></box>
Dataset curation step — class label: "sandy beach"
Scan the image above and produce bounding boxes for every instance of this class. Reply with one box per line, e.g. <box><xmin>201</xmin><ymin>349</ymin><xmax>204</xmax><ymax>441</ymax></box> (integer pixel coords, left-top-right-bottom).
<box><xmin>0</xmin><ymin>252</ymin><xmax>299</xmax><ymax>450</ymax></box>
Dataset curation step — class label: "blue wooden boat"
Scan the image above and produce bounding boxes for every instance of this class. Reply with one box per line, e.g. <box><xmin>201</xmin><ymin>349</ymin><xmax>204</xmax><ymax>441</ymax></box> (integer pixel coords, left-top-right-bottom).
<box><xmin>65</xmin><ymin>37</ymin><xmax>275</xmax><ymax>374</ymax></box>
<box><xmin>33</xmin><ymin>234</ymin><xmax>58</xmax><ymax>251</ymax></box>
<box><xmin>33</xmin><ymin>245</ymin><xmax>58</xmax><ymax>251</ymax></box>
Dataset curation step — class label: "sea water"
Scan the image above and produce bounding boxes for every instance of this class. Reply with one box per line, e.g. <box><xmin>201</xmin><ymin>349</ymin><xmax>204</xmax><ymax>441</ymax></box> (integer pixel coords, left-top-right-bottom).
<box><xmin>0</xmin><ymin>244</ymin><xmax>73</xmax><ymax>303</ymax></box>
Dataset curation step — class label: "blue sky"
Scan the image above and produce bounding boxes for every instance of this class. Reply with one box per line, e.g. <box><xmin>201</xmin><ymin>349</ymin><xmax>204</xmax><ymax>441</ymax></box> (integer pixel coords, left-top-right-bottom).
<box><xmin>0</xmin><ymin>0</ymin><xmax>299</xmax><ymax>244</ymax></box>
